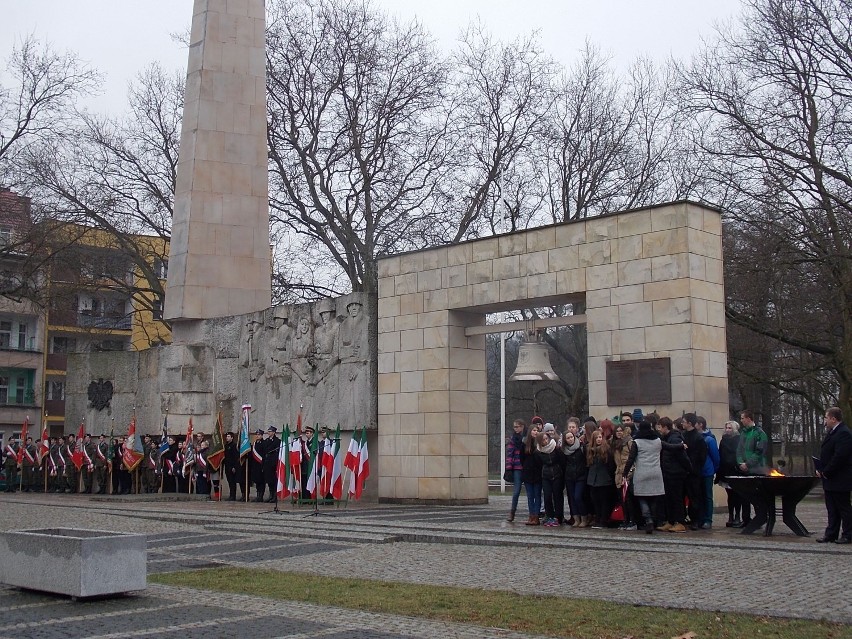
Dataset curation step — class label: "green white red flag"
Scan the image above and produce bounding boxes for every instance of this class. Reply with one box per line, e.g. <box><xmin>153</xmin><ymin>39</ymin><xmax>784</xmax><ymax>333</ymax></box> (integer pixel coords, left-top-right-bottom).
<box><xmin>276</xmin><ymin>424</ymin><xmax>291</xmax><ymax>499</ymax></box>
<box><xmin>304</xmin><ymin>426</ymin><xmax>320</xmax><ymax>498</ymax></box>
<box><xmin>330</xmin><ymin>425</ymin><xmax>343</xmax><ymax>499</ymax></box>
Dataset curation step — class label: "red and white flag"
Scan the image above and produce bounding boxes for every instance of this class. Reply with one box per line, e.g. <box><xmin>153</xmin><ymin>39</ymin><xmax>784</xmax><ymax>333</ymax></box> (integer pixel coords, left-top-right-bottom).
<box><xmin>17</xmin><ymin>416</ymin><xmax>29</xmax><ymax>464</ymax></box>
<box><xmin>39</xmin><ymin>421</ymin><xmax>49</xmax><ymax>463</ymax></box>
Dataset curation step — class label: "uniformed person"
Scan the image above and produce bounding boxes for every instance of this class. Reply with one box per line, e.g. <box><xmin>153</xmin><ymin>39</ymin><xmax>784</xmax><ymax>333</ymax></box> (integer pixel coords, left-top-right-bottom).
<box><xmin>49</xmin><ymin>437</ymin><xmax>63</xmax><ymax>492</ymax></box>
<box><xmin>195</xmin><ymin>438</ymin><xmax>210</xmax><ymax>496</ymax></box>
<box><xmin>250</xmin><ymin>429</ymin><xmax>266</xmax><ymax>501</ymax></box>
<box><xmin>263</xmin><ymin>426</ymin><xmax>281</xmax><ymax>502</ymax></box>
<box><xmin>3</xmin><ymin>435</ymin><xmax>19</xmax><ymax>492</ymax></box>
<box><xmin>81</xmin><ymin>433</ymin><xmax>96</xmax><ymax>493</ymax></box>
<box><xmin>63</xmin><ymin>434</ymin><xmax>78</xmax><ymax>493</ymax></box>
<box><xmin>223</xmin><ymin>431</ymin><xmax>244</xmax><ymax>501</ymax></box>
<box><xmin>94</xmin><ymin>434</ymin><xmax>109</xmax><ymax>494</ymax></box>
<box><xmin>21</xmin><ymin>436</ymin><xmax>37</xmax><ymax>492</ymax></box>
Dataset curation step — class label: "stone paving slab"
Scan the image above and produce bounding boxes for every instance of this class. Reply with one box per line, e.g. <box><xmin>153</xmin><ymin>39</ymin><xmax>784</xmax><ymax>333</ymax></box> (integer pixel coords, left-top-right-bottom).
<box><xmin>0</xmin><ymin>491</ymin><xmax>849</xmax><ymax>634</ymax></box>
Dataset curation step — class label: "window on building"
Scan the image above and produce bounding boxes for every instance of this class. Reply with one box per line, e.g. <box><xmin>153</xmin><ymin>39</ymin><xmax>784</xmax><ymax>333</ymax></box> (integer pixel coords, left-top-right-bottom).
<box><xmin>47</xmin><ymin>380</ymin><xmax>65</xmax><ymax>401</ymax></box>
<box><xmin>152</xmin><ymin>296</ymin><xmax>164</xmax><ymax>320</ymax></box>
<box><xmin>51</xmin><ymin>336</ymin><xmax>78</xmax><ymax>353</ymax></box>
<box><xmin>93</xmin><ymin>340</ymin><xmax>126</xmax><ymax>352</ymax></box>
<box><xmin>154</xmin><ymin>257</ymin><xmax>168</xmax><ymax>279</ymax></box>
<box><xmin>0</xmin><ymin>376</ymin><xmax>8</xmax><ymax>404</ymax></box>
<box><xmin>0</xmin><ymin>321</ymin><xmax>11</xmax><ymax>349</ymax></box>
<box><xmin>0</xmin><ymin>227</ymin><xmax>12</xmax><ymax>247</ymax></box>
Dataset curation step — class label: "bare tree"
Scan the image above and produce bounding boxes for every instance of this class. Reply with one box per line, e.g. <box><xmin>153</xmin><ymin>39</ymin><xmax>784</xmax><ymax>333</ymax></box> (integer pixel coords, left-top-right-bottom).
<box><xmin>0</xmin><ymin>36</ymin><xmax>99</xmax><ymax>188</ymax></box>
<box><xmin>445</xmin><ymin>23</ymin><xmax>557</xmax><ymax>238</ymax></box>
<box><xmin>542</xmin><ymin>45</ymin><xmax>682</xmax><ymax>222</ymax></box>
<box><xmin>21</xmin><ymin>63</ymin><xmax>181</xmax><ymax>314</ymax></box>
<box><xmin>266</xmin><ymin>0</ymin><xmax>452</xmax><ymax>300</ymax></box>
<box><xmin>677</xmin><ymin>0</ymin><xmax>852</xmax><ymax>415</ymax></box>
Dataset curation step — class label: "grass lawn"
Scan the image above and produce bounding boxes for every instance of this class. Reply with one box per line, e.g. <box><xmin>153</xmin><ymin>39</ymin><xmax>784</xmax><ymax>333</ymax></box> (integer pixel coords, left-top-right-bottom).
<box><xmin>151</xmin><ymin>567</ymin><xmax>852</xmax><ymax>639</ymax></box>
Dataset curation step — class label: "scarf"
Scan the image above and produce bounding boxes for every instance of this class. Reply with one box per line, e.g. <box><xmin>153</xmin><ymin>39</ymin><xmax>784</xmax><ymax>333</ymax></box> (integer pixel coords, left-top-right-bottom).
<box><xmin>563</xmin><ymin>439</ymin><xmax>581</xmax><ymax>455</ymax></box>
<box><xmin>537</xmin><ymin>439</ymin><xmax>556</xmax><ymax>454</ymax></box>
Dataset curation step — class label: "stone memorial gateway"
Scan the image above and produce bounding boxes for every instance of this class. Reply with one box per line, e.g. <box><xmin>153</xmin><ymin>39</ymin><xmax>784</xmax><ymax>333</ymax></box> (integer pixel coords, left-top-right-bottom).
<box><xmin>376</xmin><ymin>201</ymin><xmax>727</xmax><ymax>504</ymax></box>
<box><xmin>64</xmin><ymin>0</ymin><xmax>728</xmax><ymax>506</ymax></box>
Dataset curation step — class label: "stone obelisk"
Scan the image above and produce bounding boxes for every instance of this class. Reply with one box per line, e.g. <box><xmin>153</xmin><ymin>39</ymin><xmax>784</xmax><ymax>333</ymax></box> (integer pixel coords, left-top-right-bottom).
<box><xmin>165</xmin><ymin>0</ymin><xmax>271</xmax><ymax>342</ymax></box>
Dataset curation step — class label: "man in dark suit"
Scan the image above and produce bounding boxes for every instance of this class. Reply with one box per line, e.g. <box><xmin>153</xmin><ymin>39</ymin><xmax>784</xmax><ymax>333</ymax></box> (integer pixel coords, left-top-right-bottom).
<box><xmin>816</xmin><ymin>406</ymin><xmax>852</xmax><ymax>544</ymax></box>
<box><xmin>263</xmin><ymin>426</ymin><xmax>281</xmax><ymax>502</ymax></box>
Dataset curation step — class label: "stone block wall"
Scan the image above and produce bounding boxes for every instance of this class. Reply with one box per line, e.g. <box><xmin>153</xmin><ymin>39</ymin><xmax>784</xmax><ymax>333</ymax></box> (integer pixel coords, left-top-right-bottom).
<box><xmin>65</xmin><ymin>293</ymin><xmax>376</xmax><ymax>493</ymax></box>
<box><xmin>377</xmin><ymin>201</ymin><xmax>728</xmax><ymax>504</ymax></box>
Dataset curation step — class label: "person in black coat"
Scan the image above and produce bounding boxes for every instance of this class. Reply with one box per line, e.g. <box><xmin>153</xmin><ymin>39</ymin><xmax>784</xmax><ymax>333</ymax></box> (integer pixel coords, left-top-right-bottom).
<box><xmin>816</xmin><ymin>406</ymin><xmax>852</xmax><ymax>544</ymax></box>
<box><xmin>249</xmin><ymin>429</ymin><xmax>266</xmax><ymax>501</ymax></box>
<box><xmin>682</xmin><ymin>413</ymin><xmax>708</xmax><ymax>529</ymax></box>
<box><xmin>658</xmin><ymin>417</ymin><xmax>691</xmax><ymax>532</ymax></box>
<box><xmin>717</xmin><ymin>421</ymin><xmax>743</xmax><ymax>527</ymax></box>
<box><xmin>263</xmin><ymin>426</ymin><xmax>281</xmax><ymax>503</ymax></box>
<box><xmin>223</xmin><ymin>432</ymin><xmax>245</xmax><ymax>501</ymax></box>
<box><xmin>521</xmin><ymin>423</ymin><xmax>543</xmax><ymax>525</ymax></box>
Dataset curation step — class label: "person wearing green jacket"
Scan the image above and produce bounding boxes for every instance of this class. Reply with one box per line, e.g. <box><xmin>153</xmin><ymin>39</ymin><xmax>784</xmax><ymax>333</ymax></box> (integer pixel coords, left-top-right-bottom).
<box><xmin>736</xmin><ymin>409</ymin><xmax>769</xmax><ymax>475</ymax></box>
<box><xmin>735</xmin><ymin>409</ymin><xmax>769</xmax><ymax>527</ymax></box>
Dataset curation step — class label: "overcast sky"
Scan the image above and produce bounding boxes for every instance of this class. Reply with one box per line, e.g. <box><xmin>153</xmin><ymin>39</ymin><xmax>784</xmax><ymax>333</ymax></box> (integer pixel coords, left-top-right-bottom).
<box><xmin>2</xmin><ymin>0</ymin><xmax>743</xmax><ymax>115</ymax></box>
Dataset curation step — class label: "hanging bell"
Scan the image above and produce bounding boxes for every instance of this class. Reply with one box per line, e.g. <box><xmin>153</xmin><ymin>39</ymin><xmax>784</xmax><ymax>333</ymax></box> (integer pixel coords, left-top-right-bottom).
<box><xmin>509</xmin><ymin>334</ymin><xmax>559</xmax><ymax>382</ymax></box>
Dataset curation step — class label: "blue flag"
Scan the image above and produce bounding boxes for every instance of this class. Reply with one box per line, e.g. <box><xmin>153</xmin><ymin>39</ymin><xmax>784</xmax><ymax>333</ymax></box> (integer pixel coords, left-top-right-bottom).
<box><xmin>239</xmin><ymin>404</ymin><xmax>252</xmax><ymax>458</ymax></box>
<box><xmin>158</xmin><ymin>414</ymin><xmax>170</xmax><ymax>455</ymax></box>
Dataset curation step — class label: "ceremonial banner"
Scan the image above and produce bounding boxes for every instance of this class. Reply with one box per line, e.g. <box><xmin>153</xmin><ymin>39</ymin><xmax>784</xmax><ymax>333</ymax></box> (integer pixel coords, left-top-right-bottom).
<box><xmin>238</xmin><ymin>404</ymin><xmax>251</xmax><ymax>459</ymax></box>
<box><xmin>207</xmin><ymin>412</ymin><xmax>225</xmax><ymax>470</ymax></box>
<box><xmin>72</xmin><ymin>422</ymin><xmax>85</xmax><ymax>470</ymax></box>
<box><xmin>121</xmin><ymin>417</ymin><xmax>145</xmax><ymax>472</ymax></box>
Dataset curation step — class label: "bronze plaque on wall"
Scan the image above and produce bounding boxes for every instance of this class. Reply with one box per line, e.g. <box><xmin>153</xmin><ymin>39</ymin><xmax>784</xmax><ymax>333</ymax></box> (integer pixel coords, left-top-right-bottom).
<box><xmin>605</xmin><ymin>358</ymin><xmax>672</xmax><ymax>406</ymax></box>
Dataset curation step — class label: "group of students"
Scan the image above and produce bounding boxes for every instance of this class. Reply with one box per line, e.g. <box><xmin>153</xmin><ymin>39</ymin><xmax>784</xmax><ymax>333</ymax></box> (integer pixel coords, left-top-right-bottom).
<box><xmin>504</xmin><ymin>409</ymin><xmax>769</xmax><ymax>533</ymax></box>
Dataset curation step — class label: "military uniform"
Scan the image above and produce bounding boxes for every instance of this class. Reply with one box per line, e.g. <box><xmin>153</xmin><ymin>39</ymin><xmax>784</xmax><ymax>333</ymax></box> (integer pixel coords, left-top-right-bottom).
<box><xmin>63</xmin><ymin>437</ymin><xmax>78</xmax><ymax>493</ymax></box>
<box><xmin>195</xmin><ymin>444</ymin><xmax>209</xmax><ymax>495</ymax></box>
<box><xmin>263</xmin><ymin>428</ymin><xmax>281</xmax><ymax>502</ymax></box>
<box><xmin>223</xmin><ymin>435</ymin><xmax>245</xmax><ymax>501</ymax></box>
<box><xmin>249</xmin><ymin>430</ymin><xmax>266</xmax><ymax>501</ymax></box>
<box><xmin>142</xmin><ymin>438</ymin><xmax>159</xmax><ymax>493</ymax></box>
<box><xmin>21</xmin><ymin>439</ymin><xmax>37</xmax><ymax>491</ymax></box>
<box><xmin>49</xmin><ymin>439</ymin><xmax>63</xmax><ymax>492</ymax></box>
<box><xmin>161</xmin><ymin>440</ymin><xmax>178</xmax><ymax>493</ymax></box>
<box><xmin>81</xmin><ymin>437</ymin><xmax>96</xmax><ymax>493</ymax></box>
<box><xmin>94</xmin><ymin>438</ymin><xmax>109</xmax><ymax>494</ymax></box>
<box><xmin>3</xmin><ymin>439</ymin><xmax>19</xmax><ymax>491</ymax></box>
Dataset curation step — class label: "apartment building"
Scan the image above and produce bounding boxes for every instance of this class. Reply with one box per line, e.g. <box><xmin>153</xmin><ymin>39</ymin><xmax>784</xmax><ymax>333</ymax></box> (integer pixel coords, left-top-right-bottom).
<box><xmin>0</xmin><ymin>188</ymin><xmax>171</xmax><ymax>437</ymax></box>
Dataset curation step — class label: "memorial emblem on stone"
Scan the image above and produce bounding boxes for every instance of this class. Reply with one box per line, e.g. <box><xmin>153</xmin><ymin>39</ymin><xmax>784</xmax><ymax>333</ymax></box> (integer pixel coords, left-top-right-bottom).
<box><xmin>87</xmin><ymin>378</ymin><xmax>114</xmax><ymax>411</ymax></box>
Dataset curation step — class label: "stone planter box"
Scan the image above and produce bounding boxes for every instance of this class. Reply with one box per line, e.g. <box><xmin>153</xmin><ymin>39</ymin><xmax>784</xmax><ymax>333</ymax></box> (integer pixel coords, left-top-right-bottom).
<box><xmin>0</xmin><ymin>528</ymin><xmax>146</xmax><ymax>598</ymax></box>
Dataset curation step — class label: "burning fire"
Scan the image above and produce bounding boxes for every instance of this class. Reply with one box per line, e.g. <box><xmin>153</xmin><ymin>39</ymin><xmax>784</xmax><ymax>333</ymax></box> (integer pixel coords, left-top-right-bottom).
<box><xmin>769</xmin><ymin>469</ymin><xmax>785</xmax><ymax>477</ymax></box>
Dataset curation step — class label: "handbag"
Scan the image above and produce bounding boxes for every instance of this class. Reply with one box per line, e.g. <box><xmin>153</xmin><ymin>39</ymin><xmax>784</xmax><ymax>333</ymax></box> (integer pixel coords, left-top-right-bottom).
<box><xmin>502</xmin><ymin>468</ymin><xmax>513</xmax><ymax>483</ymax></box>
<box><xmin>609</xmin><ymin>482</ymin><xmax>629</xmax><ymax>522</ymax></box>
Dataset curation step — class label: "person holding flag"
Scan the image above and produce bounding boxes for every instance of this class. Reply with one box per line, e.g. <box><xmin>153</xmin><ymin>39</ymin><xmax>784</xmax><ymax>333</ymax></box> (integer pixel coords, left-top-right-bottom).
<box><xmin>223</xmin><ymin>431</ymin><xmax>244</xmax><ymax>501</ymax></box>
<box><xmin>238</xmin><ymin>404</ymin><xmax>252</xmax><ymax>499</ymax></box>
<box><xmin>250</xmin><ymin>428</ymin><xmax>266</xmax><ymax>501</ymax></box>
<box><xmin>94</xmin><ymin>434</ymin><xmax>109</xmax><ymax>494</ymax></box>
<box><xmin>263</xmin><ymin>426</ymin><xmax>281</xmax><ymax>503</ymax></box>
<box><xmin>182</xmin><ymin>418</ymin><xmax>196</xmax><ymax>492</ymax></box>
<box><xmin>21</xmin><ymin>436</ymin><xmax>37</xmax><ymax>492</ymax></box>
<box><xmin>81</xmin><ymin>433</ymin><xmax>96</xmax><ymax>494</ymax></box>
<box><xmin>63</xmin><ymin>433</ymin><xmax>79</xmax><ymax>493</ymax></box>
<box><xmin>3</xmin><ymin>435</ymin><xmax>19</xmax><ymax>492</ymax></box>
